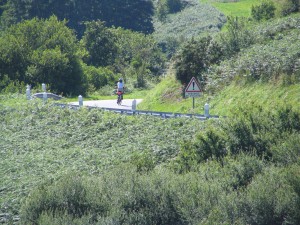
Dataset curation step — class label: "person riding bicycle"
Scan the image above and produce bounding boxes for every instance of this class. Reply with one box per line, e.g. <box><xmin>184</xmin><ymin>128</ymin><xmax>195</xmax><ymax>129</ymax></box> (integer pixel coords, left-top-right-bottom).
<box><xmin>116</xmin><ymin>78</ymin><xmax>124</xmax><ymax>100</ymax></box>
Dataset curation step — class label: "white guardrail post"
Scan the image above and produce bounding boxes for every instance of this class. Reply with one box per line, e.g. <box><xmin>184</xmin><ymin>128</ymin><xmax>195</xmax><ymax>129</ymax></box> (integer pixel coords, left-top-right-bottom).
<box><xmin>132</xmin><ymin>99</ymin><xmax>136</xmax><ymax>113</ymax></box>
<box><xmin>78</xmin><ymin>95</ymin><xmax>83</xmax><ymax>107</ymax></box>
<box><xmin>26</xmin><ymin>85</ymin><xmax>31</xmax><ymax>100</ymax></box>
<box><xmin>42</xmin><ymin>83</ymin><xmax>46</xmax><ymax>92</ymax></box>
<box><xmin>43</xmin><ymin>92</ymin><xmax>47</xmax><ymax>102</ymax></box>
<box><xmin>204</xmin><ymin>103</ymin><xmax>210</xmax><ymax>118</ymax></box>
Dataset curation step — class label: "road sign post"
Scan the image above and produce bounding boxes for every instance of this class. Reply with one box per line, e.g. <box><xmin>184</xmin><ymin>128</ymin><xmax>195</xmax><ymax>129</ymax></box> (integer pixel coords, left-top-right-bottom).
<box><xmin>185</xmin><ymin>77</ymin><xmax>202</xmax><ymax>109</ymax></box>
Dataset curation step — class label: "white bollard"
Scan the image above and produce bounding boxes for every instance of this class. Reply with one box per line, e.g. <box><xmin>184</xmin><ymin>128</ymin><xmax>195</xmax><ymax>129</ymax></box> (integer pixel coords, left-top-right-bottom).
<box><xmin>26</xmin><ymin>85</ymin><xmax>31</xmax><ymax>100</ymax></box>
<box><xmin>132</xmin><ymin>99</ymin><xmax>136</xmax><ymax>112</ymax></box>
<box><xmin>43</xmin><ymin>92</ymin><xmax>47</xmax><ymax>102</ymax></box>
<box><xmin>204</xmin><ymin>103</ymin><xmax>210</xmax><ymax>118</ymax></box>
<box><xmin>42</xmin><ymin>83</ymin><xmax>46</xmax><ymax>92</ymax></box>
<box><xmin>78</xmin><ymin>95</ymin><xmax>83</xmax><ymax>107</ymax></box>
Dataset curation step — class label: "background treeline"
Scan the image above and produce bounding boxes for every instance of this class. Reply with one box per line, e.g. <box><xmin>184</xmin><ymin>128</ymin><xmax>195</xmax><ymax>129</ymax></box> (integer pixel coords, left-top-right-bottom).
<box><xmin>0</xmin><ymin>16</ymin><xmax>166</xmax><ymax>95</ymax></box>
<box><xmin>0</xmin><ymin>0</ymin><xmax>154</xmax><ymax>36</ymax></box>
<box><xmin>0</xmin><ymin>0</ymin><xmax>168</xmax><ymax>95</ymax></box>
<box><xmin>0</xmin><ymin>0</ymin><xmax>227</xmax><ymax>96</ymax></box>
<box><xmin>0</xmin><ymin>0</ymin><xmax>299</xmax><ymax>96</ymax></box>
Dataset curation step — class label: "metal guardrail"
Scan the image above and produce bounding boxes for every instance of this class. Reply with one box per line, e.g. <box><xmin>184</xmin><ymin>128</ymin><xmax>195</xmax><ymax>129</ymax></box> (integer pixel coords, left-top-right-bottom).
<box><xmin>54</xmin><ymin>103</ymin><xmax>220</xmax><ymax>120</ymax></box>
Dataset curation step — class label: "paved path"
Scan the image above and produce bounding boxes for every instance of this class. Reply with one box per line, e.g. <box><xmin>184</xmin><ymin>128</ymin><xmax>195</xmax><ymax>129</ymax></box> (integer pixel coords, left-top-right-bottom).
<box><xmin>70</xmin><ymin>99</ymin><xmax>143</xmax><ymax>110</ymax></box>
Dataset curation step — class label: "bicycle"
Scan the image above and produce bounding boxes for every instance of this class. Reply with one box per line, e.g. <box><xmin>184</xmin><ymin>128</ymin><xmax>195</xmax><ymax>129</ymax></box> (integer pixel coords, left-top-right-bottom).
<box><xmin>116</xmin><ymin>91</ymin><xmax>123</xmax><ymax>105</ymax></box>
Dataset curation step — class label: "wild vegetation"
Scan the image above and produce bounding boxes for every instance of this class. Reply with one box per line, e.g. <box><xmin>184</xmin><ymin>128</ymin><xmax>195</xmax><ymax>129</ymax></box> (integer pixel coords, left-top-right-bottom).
<box><xmin>1</xmin><ymin>0</ymin><xmax>300</xmax><ymax>224</ymax></box>
<box><xmin>0</xmin><ymin>96</ymin><xmax>299</xmax><ymax>224</ymax></box>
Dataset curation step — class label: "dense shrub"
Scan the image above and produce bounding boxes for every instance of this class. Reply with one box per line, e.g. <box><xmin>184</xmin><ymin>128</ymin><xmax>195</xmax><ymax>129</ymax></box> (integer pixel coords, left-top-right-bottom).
<box><xmin>0</xmin><ymin>75</ymin><xmax>25</xmax><ymax>94</ymax></box>
<box><xmin>174</xmin><ymin>106</ymin><xmax>300</xmax><ymax>170</ymax></box>
<box><xmin>175</xmin><ymin>35</ymin><xmax>223</xmax><ymax>84</ymax></box>
<box><xmin>251</xmin><ymin>1</ymin><xmax>276</xmax><ymax>21</ymax></box>
<box><xmin>281</xmin><ymin>0</ymin><xmax>300</xmax><ymax>16</ymax></box>
<box><xmin>241</xmin><ymin>167</ymin><xmax>296</xmax><ymax>225</ymax></box>
<box><xmin>81</xmin><ymin>63</ymin><xmax>117</xmax><ymax>92</ymax></box>
<box><xmin>20</xmin><ymin>161</ymin><xmax>300</xmax><ymax>225</ymax></box>
<box><xmin>219</xmin><ymin>16</ymin><xmax>255</xmax><ymax>57</ymax></box>
<box><xmin>270</xmin><ymin>133</ymin><xmax>300</xmax><ymax>166</ymax></box>
<box><xmin>21</xmin><ymin>167</ymin><xmax>186</xmax><ymax>224</ymax></box>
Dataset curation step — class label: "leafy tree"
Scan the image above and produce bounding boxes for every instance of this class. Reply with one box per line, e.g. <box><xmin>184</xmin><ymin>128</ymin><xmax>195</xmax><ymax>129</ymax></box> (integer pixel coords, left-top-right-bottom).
<box><xmin>0</xmin><ymin>16</ymin><xmax>86</xmax><ymax>94</ymax></box>
<box><xmin>110</xmin><ymin>27</ymin><xmax>166</xmax><ymax>83</ymax></box>
<box><xmin>155</xmin><ymin>0</ymin><xmax>169</xmax><ymax>21</ymax></box>
<box><xmin>81</xmin><ymin>20</ymin><xmax>118</xmax><ymax>67</ymax></box>
<box><xmin>174</xmin><ymin>36</ymin><xmax>223</xmax><ymax>84</ymax></box>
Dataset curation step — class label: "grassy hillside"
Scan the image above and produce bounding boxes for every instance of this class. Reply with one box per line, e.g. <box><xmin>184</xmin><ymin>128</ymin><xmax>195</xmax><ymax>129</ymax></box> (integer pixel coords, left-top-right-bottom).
<box><xmin>140</xmin><ymin>12</ymin><xmax>300</xmax><ymax>116</ymax></box>
<box><xmin>202</xmin><ymin>0</ymin><xmax>261</xmax><ymax>17</ymax></box>
<box><xmin>1</xmin><ymin>1</ymin><xmax>300</xmax><ymax>224</ymax></box>
<box><xmin>1</xmin><ymin>93</ymin><xmax>300</xmax><ymax>224</ymax></box>
<box><xmin>138</xmin><ymin>75</ymin><xmax>300</xmax><ymax>116</ymax></box>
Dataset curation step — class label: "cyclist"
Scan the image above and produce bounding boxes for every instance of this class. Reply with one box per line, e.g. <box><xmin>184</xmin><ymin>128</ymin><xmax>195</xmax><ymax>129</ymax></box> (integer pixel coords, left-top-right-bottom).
<box><xmin>116</xmin><ymin>78</ymin><xmax>124</xmax><ymax>103</ymax></box>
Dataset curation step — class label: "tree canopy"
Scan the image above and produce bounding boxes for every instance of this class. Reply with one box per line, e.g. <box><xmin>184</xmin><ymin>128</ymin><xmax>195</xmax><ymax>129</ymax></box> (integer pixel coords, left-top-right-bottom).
<box><xmin>0</xmin><ymin>16</ymin><xmax>86</xmax><ymax>94</ymax></box>
<box><xmin>0</xmin><ymin>0</ymin><xmax>154</xmax><ymax>36</ymax></box>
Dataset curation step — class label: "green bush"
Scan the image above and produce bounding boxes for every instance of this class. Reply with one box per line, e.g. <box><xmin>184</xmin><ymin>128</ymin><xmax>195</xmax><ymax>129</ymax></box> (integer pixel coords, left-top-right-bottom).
<box><xmin>251</xmin><ymin>1</ymin><xmax>276</xmax><ymax>21</ymax></box>
<box><xmin>21</xmin><ymin>167</ymin><xmax>186</xmax><ymax>224</ymax></box>
<box><xmin>20</xmin><ymin>174</ymin><xmax>107</xmax><ymax>223</ymax></box>
<box><xmin>219</xmin><ymin>16</ymin><xmax>255</xmax><ymax>57</ymax></box>
<box><xmin>175</xmin><ymin>35</ymin><xmax>223</xmax><ymax>84</ymax></box>
<box><xmin>241</xmin><ymin>167</ymin><xmax>296</xmax><ymax>225</ymax></box>
<box><xmin>286</xmin><ymin>165</ymin><xmax>300</xmax><ymax>224</ymax></box>
<box><xmin>223</xmin><ymin>153</ymin><xmax>264</xmax><ymax>190</ymax></box>
<box><xmin>0</xmin><ymin>74</ymin><xmax>25</xmax><ymax>94</ymax></box>
<box><xmin>281</xmin><ymin>0</ymin><xmax>300</xmax><ymax>16</ymax></box>
<box><xmin>271</xmin><ymin>133</ymin><xmax>300</xmax><ymax>166</ymax></box>
<box><xmin>155</xmin><ymin>0</ymin><xmax>183</xmax><ymax>21</ymax></box>
<box><xmin>82</xmin><ymin>63</ymin><xmax>117</xmax><ymax>92</ymax></box>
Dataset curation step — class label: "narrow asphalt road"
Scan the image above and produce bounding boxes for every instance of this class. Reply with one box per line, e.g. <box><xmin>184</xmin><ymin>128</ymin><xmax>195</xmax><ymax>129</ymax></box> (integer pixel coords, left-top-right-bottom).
<box><xmin>70</xmin><ymin>99</ymin><xmax>143</xmax><ymax>110</ymax></box>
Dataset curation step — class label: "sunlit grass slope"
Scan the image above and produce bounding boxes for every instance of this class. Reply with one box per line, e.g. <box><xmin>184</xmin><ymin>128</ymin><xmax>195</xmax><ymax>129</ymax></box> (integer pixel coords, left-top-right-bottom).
<box><xmin>137</xmin><ymin>75</ymin><xmax>210</xmax><ymax>114</ymax></box>
<box><xmin>138</xmin><ymin>75</ymin><xmax>300</xmax><ymax>117</ymax></box>
<box><xmin>201</xmin><ymin>0</ymin><xmax>260</xmax><ymax>17</ymax></box>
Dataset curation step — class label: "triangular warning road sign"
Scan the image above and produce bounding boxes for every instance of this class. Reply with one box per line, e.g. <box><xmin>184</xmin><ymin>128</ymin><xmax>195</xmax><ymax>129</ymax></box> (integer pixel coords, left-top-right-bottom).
<box><xmin>185</xmin><ymin>77</ymin><xmax>202</xmax><ymax>93</ymax></box>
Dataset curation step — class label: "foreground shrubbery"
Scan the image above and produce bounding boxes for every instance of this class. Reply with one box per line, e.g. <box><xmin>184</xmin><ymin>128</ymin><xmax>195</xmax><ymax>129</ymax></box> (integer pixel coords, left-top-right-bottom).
<box><xmin>15</xmin><ymin>104</ymin><xmax>300</xmax><ymax>224</ymax></box>
<box><xmin>21</xmin><ymin>160</ymin><xmax>300</xmax><ymax>224</ymax></box>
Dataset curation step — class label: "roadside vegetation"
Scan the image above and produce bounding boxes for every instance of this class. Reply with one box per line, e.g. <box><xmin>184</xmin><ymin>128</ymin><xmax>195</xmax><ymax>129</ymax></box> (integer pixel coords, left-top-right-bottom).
<box><xmin>1</xmin><ymin>95</ymin><xmax>299</xmax><ymax>224</ymax></box>
<box><xmin>1</xmin><ymin>0</ymin><xmax>300</xmax><ymax>224</ymax></box>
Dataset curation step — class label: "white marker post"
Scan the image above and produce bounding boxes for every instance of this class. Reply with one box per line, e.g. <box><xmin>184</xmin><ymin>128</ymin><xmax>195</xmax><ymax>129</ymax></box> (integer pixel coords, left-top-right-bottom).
<box><xmin>132</xmin><ymin>99</ymin><xmax>137</xmax><ymax>113</ymax></box>
<box><xmin>26</xmin><ymin>85</ymin><xmax>31</xmax><ymax>100</ymax></box>
<box><xmin>43</xmin><ymin>92</ymin><xmax>47</xmax><ymax>102</ymax></box>
<box><xmin>78</xmin><ymin>95</ymin><xmax>83</xmax><ymax>107</ymax></box>
<box><xmin>42</xmin><ymin>83</ymin><xmax>46</xmax><ymax>92</ymax></box>
<box><xmin>204</xmin><ymin>103</ymin><xmax>210</xmax><ymax>118</ymax></box>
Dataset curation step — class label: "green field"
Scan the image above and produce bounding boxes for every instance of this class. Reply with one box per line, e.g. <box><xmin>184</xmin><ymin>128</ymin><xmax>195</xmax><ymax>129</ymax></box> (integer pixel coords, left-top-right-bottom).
<box><xmin>202</xmin><ymin>0</ymin><xmax>261</xmax><ymax>17</ymax></box>
<box><xmin>1</xmin><ymin>92</ymin><xmax>300</xmax><ymax>224</ymax></box>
